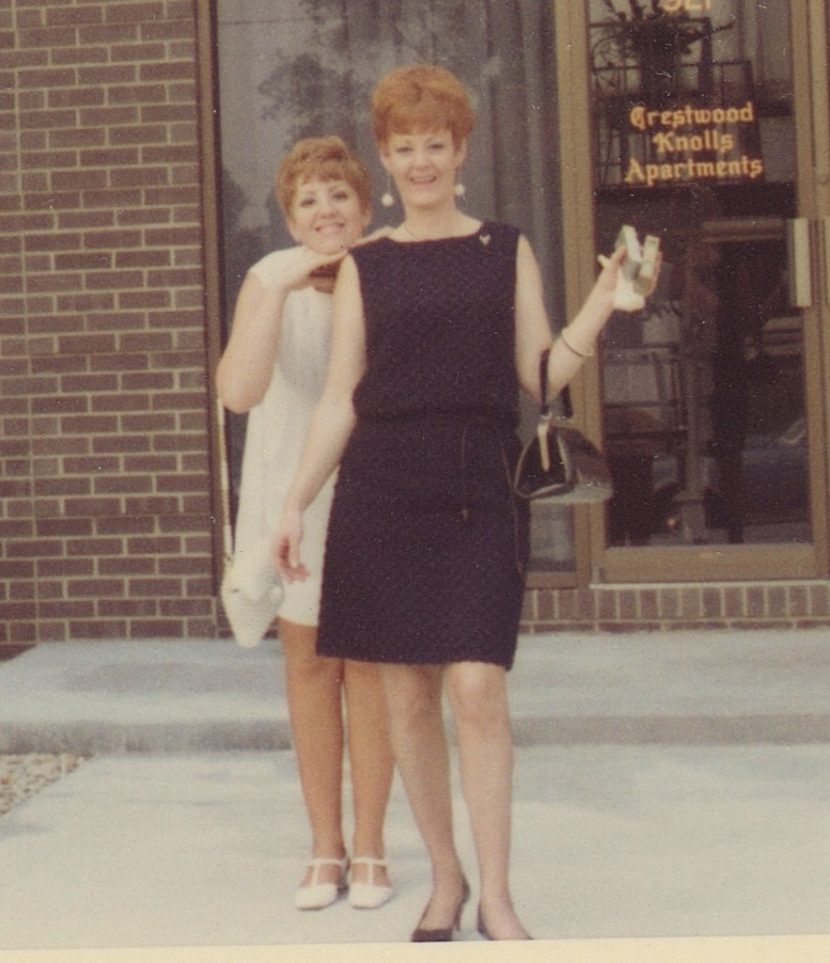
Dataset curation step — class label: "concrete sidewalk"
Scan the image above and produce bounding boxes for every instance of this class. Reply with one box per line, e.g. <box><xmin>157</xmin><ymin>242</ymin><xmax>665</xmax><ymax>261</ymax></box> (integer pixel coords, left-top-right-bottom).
<box><xmin>2</xmin><ymin>629</ymin><xmax>829</xmax><ymax>753</ymax></box>
<box><xmin>0</xmin><ymin>630</ymin><xmax>829</xmax><ymax>960</ymax></box>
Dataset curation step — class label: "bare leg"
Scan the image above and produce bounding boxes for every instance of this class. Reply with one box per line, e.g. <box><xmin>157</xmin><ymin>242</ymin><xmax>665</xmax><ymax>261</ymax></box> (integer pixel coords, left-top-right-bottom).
<box><xmin>343</xmin><ymin>658</ymin><xmax>394</xmax><ymax>888</ymax></box>
<box><xmin>379</xmin><ymin>663</ymin><xmax>466</xmax><ymax>929</ymax></box>
<box><xmin>446</xmin><ymin>661</ymin><xmax>530</xmax><ymax>940</ymax></box>
<box><xmin>280</xmin><ymin>618</ymin><xmax>346</xmax><ymax>887</ymax></box>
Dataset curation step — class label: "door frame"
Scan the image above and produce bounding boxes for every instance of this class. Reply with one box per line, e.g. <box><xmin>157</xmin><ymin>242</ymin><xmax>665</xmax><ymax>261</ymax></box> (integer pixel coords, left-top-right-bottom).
<box><xmin>554</xmin><ymin>0</ymin><xmax>830</xmax><ymax>584</ymax></box>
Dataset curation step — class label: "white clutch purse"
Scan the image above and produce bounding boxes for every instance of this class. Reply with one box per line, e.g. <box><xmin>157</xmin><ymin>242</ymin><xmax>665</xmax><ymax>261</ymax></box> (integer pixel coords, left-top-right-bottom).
<box><xmin>216</xmin><ymin>398</ymin><xmax>283</xmax><ymax>648</ymax></box>
<box><xmin>220</xmin><ymin>535</ymin><xmax>283</xmax><ymax>649</ymax></box>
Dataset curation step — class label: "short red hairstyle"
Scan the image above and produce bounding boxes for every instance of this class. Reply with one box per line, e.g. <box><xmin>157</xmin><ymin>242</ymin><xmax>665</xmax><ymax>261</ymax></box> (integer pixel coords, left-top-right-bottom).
<box><xmin>275</xmin><ymin>136</ymin><xmax>371</xmax><ymax>220</ymax></box>
<box><xmin>371</xmin><ymin>64</ymin><xmax>475</xmax><ymax>149</ymax></box>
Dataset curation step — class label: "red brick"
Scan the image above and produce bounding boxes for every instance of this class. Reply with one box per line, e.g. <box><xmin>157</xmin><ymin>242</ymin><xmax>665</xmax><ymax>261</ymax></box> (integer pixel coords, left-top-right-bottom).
<box><xmin>117</xmin><ymin>207</ymin><xmax>171</xmax><ymax>226</ymax></box>
<box><xmin>37</xmin><ymin>558</ymin><xmax>95</xmax><ymax>577</ymax></box>
<box><xmin>128</xmin><ymin>619</ymin><xmax>184</xmax><ymax>638</ymax></box>
<box><xmin>92</xmin><ymin>434</ymin><xmax>151</xmax><ymax>455</ymax></box>
<box><xmin>120</xmin><ymin>413</ymin><xmax>176</xmax><ymax>433</ymax></box>
<box><xmin>128</xmin><ymin>578</ymin><xmax>183</xmax><ymax>597</ymax></box>
<box><xmin>55</xmin><ymin>252</ymin><xmax>112</xmax><ymax>270</ymax></box>
<box><xmin>80</xmin><ymin>107</ymin><xmax>141</xmax><ymax>128</ymax></box>
<box><xmin>107</xmin><ymin>83</ymin><xmax>167</xmax><ymax>104</ymax></box>
<box><xmin>47</xmin><ymin>88</ymin><xmax>105</xmax><ymax>108</ymax></box>
<box><xmin>78</xmin><ymin>147</ymin><xmax>140</xmax><ymax>166</ymax></box>
<box><xmin>100</xmin><ymin>559</ymin><xmax>156</xmax><ymax>576</ymax></box>
<box><xmin>99</xmin><ymin>599</ymin><xmax>159</xmax><ymax>617</ymax></box>
<box><xmin>18</xmin><ymin>67</ymin><xmax>77</xmax><ymax>89</ymax></box>
<box><xmin>141</xmin><ymin>104</ymin><xmax>195</xmax><ymax>123</ymax></box>
<box><xmin>96</xmin><ymin>516</ymin><xmax>155</xmax><ymax>536</ymax></box>
<box><xmin>46</xmin><ymin>6</ymin><xmax>105</xmax><ymax>28</ymax></box>
<box><xmin>93</xmin><ymin>475</ymin><xmax>154</xmax><ymax>495</ymax></box>
<box><xmin>107</xmin><ymin>123</ymin><xmax>165</xmax><ymax>145</ymax></box>
<box><xmin>116</xmin><ymin>251</ymin><xmax>170</xmax><ymax>269</ymax></box>
<box><xmin>77</xmin><ymin>65</ymin><xmax>137</xmax><ymax>85</ymax></box>
<box><xmin>69</xmin><ymin>620</ymin><xmax>128</xmax><ymax>639</ymax></box>
<box><xmin>52</xmin><ymin>169</ymin><xmax>108</xmax><ymax>191</ymax></box>
<box><xmin>66</xmin><ymin>579</ymin><xmax>126</xmax><ymax>597</ymax></box>
<box><xmin>2</xmin><ymin>602</ymin><xmax>39</xmax><ymax>621</ymax></box>
<box><xmin>84</xmin><ymin>269</ymin><xmax>144</xmax><ymax>290</ymax></box>
<box><xmin>90</xmin><ymin>392</ymin><xmax>152</xmax><ymax>412</ymax></box>
<box><xmin>110</xmin><ymin>166</ymin><xmax>170</xmax><ymax>188</ymax></box>
<box><xmin>142</xmin><ymin>19</ymin><xmax>194</xmax><ymax>41</ymax></box>
<box><xmin>160</xmin><ymin>597</ymin><xmax>212</xmax><ymax>616</ymax></box>
<box><xmin>809</xmin><ymin>583</ymin><xmax>830</xmax><ymax>616</ymax></box>
<box><xmin>49</xmin><ymin>126</ymin><xmax>106</xmax><ymax>148</ymax></box>
<box><xmin>63</xmin><ymin>497</ymin><xmax>122</xmax><ymax>516</ymax></box>
<box><xmin>0</xmin><ymin>561</ymin><xmax>36</xmax><ymax>580</ymax></box>
<box><xmin>112</xmin><ymin>44</ymin><xmax>166</xmax><ymax>64</ymax></box>
<box><xmin>51</xmin><ymin>47</ymin><xmax>110</xmax><ymax>68</ymax></box>
<box><xmin>19</xmin><ymin>108</ymin><xmax>78</xmax><ymax>129</ymax></box>
<box><xmin>20</xmin><ymin>148</ymin><xmax>78</xmax><ymax>168</ymax></box>
<box><xmin>123</xmin><ymin>496</ymin><xmax>180</xmax><ymax>516</ymax></box>
<box><xmin>78</xmin><ymin>23</ymin><xmax>137</xmax><ymax>44</ymax></box>
<box><xmin>36</xmin><ymin>517</ymin><xmax>94</xmax><ymax>537</ymax></box>
<box><xmin>66</xmin><ymin>538</ymin><xmax>125</xmax><ymax>558</ymax></box>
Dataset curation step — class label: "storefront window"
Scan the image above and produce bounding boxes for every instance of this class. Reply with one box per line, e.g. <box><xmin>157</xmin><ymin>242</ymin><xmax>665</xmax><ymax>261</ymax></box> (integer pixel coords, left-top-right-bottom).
<box><xmin>590</xmin><ymin>1</ymin><xmax>808</xmax><ymax>547</ymax></box>
<box><xmin>215</xmin><ymin>0</ymin><xmax>573</xmax><ymax>571</ymax></box>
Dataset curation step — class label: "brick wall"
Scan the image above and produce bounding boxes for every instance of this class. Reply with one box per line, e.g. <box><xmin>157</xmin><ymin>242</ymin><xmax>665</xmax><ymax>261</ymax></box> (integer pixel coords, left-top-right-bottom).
<box><xmin>0</xmin><ymin>0</ymin><xmax>218</xmax><ymax>643</ymax></box>
<box><xmin>521</xmin><ymin>580</ymin><xmax>830</xmax><ymax>634</ymax></box>
<box><xmin>2</xmin><ymin>2</ymin><xmax>829</xmax><ymax>647</ymax></box>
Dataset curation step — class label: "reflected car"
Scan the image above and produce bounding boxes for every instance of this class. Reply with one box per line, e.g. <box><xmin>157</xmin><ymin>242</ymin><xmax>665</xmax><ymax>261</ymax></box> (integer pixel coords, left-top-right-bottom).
<box><xmin>652</xmin><ymin>418</ymin><xmax>808</xmax><ymax>532</ymax></box>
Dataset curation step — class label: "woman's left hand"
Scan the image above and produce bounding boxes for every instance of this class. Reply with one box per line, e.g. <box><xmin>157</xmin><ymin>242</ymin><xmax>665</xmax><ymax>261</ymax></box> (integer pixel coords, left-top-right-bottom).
<box><xmin>272</xmin><ymin>506</ymin><xmax>308</xmax><ymax>582</ymax></box>
<box><xmin>596</xmin><ymin>244</ymin><xmax>662</xmax><ymax>313</ymax></box>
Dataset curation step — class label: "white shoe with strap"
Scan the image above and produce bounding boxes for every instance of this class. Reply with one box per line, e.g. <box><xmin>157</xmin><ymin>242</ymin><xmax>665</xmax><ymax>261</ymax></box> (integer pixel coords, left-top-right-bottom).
<box><xmin>348</xmin><ymin>857</ymin><xmax>393</xmax><ymax>910</ymax></box>
<box><xmin>294</xmin><ymin>856</ymin><xmax>349</xmax><ymax>911</ymax></box>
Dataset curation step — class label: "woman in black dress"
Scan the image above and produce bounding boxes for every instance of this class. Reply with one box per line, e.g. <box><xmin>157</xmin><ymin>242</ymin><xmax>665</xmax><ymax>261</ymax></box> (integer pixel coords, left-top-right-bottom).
<box><xmin>275</xmin><ymin>65</ymin><xmax>655</xmax><ymax>941</ymax></box>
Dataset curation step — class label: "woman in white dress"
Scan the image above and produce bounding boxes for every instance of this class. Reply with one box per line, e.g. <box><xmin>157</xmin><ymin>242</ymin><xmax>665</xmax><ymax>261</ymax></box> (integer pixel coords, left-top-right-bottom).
<box><xmin>216</xmin><ymin>137</ymin><xmax>394</xmax><ymax>912</ymax></box>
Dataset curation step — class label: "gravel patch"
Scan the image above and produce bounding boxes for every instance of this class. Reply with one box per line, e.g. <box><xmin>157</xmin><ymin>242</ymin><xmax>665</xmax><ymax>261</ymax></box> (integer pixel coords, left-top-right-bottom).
<box><xmin>0</xmin><ymin>754</ymin><xmax>86</xmax><ymax>817</ymax></box>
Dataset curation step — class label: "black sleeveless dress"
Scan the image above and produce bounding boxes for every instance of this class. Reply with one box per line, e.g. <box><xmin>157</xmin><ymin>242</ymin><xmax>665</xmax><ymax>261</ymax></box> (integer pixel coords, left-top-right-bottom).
<box><xmin>316</xmin><ymin>222</ymin><xmax>530</xmax><ymax>669</ymax></box>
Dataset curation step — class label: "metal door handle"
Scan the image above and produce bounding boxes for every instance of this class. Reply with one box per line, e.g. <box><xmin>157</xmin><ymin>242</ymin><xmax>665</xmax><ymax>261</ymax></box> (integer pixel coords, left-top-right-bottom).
<box><xmin>823</xmin><ymin>217</ymin><xmax>830</xmax><ymax>305</ymax></box>
<box><xmin>786</xmin><ymin>217</ymin><xmax>813</xmax><ymax>308</ymax></box>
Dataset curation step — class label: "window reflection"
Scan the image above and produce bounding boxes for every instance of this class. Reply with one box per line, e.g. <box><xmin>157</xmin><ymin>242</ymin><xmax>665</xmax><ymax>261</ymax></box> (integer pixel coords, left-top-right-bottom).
<box><xmin>216</xmin><ymin>0</ymin><xmax>573</xmax><ymax>570</ymax></box>
<box><xmin>592</xmin><ymin>2</ymin><xmax>809</xmax><ymax>547</ymax></box>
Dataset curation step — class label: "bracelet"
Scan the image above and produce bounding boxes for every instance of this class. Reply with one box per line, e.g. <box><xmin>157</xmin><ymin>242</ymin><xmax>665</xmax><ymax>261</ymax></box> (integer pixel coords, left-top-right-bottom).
<box><xmin>558</xmin><ymin>328</ymin><xmax>595</xmax><ymax>359</ymax></box>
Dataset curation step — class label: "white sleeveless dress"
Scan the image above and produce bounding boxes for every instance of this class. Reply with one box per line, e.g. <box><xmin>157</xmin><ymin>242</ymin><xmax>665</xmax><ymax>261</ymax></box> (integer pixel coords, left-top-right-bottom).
<box><xmin>233</xmin><ymin>248</ymin><xmax>335</xmax><ymax>627</ymax></box>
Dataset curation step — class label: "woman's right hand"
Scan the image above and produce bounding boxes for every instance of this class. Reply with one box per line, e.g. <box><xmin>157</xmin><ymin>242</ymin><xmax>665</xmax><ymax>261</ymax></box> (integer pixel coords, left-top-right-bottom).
<box><xmin>272</xmin><ymin>504</ymin><xmax>308</xmax><ymax>581</ymax></box>
<box><xmin>277</xmin><ymin>246</ymin><xmax>346</xmax><ymax>296</ymax></box>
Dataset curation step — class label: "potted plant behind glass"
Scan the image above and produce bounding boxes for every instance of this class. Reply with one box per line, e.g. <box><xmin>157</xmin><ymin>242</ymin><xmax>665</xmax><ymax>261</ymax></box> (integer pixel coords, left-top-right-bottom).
<box><xmin>598</xmin><ymin>0</ymin><xmax>733</xmax><ymax>107</ymax></box>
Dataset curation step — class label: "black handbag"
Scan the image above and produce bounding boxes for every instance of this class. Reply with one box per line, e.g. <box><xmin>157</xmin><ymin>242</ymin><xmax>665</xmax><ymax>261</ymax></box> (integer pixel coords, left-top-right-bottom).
<box><xmin>514</xmin><ymin>349</ymin><xmax>613</xmax><ymax>504</ymax></box>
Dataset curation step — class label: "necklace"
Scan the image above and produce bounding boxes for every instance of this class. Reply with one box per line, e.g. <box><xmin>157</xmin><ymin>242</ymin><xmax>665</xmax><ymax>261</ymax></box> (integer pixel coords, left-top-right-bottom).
<box><xmin>401</xmin><ymin>216</ymin><xmax>473</xmax><ymax>241</ymax></box>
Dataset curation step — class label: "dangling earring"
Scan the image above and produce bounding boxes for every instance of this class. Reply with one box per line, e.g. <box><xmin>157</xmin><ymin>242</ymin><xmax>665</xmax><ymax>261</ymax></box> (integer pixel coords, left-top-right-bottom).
<box><xmin>454</xmin><ymin>182</ymin><xmax>466</xmax><ymax>200</ymax></box>
<box><xmin>381</xmin><ymin>173</ymin><xmax>395</xmax><ymax>208</ymax></box>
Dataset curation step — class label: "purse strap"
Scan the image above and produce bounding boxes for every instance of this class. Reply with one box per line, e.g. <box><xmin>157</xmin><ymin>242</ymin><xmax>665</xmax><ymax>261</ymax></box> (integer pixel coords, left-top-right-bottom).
<box><xmin>216</xmin><ymin>395</ymin><xmax>235</xmax><ymax>563</ymax></box>
<box><xmin>539</xmin><ymin>349</ymin><xmax>552</xmax><ymax>418</ymax></box>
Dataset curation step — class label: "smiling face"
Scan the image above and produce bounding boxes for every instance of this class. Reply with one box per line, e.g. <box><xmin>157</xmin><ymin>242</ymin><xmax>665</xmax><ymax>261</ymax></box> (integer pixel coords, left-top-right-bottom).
<box><xmin>381</xmin><ymin>128</ymin><xmax>467</xmax><ymax>212</ymax></box>
<box><xmin>286</xmin><ymin>177</ymin><xmax>370</xmax><ymax>254</ymax></box>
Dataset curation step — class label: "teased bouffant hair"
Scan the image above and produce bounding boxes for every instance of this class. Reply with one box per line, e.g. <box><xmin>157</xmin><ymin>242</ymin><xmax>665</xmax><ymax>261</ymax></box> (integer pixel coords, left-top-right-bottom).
<box><xmin>275</xmin><ymin>136</ymin><xmax>372</xmax><ymax>220</ymax></box>
<box><xmin>371</xmin><ymin>64</ymin><xmax>475</xmax><ymax>148</ymax></box>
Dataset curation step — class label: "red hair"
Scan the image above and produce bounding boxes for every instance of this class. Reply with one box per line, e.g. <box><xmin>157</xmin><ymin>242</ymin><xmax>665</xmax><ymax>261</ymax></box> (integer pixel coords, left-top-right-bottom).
<box><xmin>275</xmin><ymin>136</ymin><xmax>371</xmax><ymax>219</ymax></box>
<box><xmin>372</xmin><ymin>65</ymin><xmax>475</xmax><ymax>148</ymax></box>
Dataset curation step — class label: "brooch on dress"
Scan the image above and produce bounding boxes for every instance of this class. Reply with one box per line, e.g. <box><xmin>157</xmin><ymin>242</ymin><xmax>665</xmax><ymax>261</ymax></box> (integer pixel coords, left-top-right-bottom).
<box><xmin>479</xmin><ymin>233</ymin><xmax>491</xmax><ymax>246</ymax></box>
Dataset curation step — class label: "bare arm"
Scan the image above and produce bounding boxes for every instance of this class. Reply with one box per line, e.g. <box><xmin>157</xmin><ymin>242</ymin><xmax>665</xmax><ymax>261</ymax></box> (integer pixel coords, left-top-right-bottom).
<box><xmin>514</xmin><ymin>237</ymin><xmax>644</xmax><ymax>401</ymax></box>
<box><xmin>274</xmin><ymin>254</ymin><xmax>366</xmax><ymax>578</ymax></box>
<box><xmin>216</xmin><ymin>247</ymin><xmax>344</xmax><ymax>413</ymax></box>
<box><xmin>514</xmin><ymin>235</ymin><xmax>555</xmax><ymax>400</ymax></box>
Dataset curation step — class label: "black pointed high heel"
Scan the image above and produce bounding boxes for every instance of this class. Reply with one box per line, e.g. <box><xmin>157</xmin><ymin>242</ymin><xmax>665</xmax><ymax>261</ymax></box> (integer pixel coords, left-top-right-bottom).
<box><xmin>476</xmin><ymin>906</ymin><xmax>492</xmax><ymax>940</ymax></box>
<box><xmin>411</xmin><ymin>877</ymin><xmax>470</xmax><ymax>942</ymax></box>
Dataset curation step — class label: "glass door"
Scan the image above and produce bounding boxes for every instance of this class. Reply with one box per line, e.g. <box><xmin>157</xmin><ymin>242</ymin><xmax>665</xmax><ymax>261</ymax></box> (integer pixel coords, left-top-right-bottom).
<box><xmin>557</xmin><ymin>0</ymin><xmax>830</xmax><ymax>583</ymax></box>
